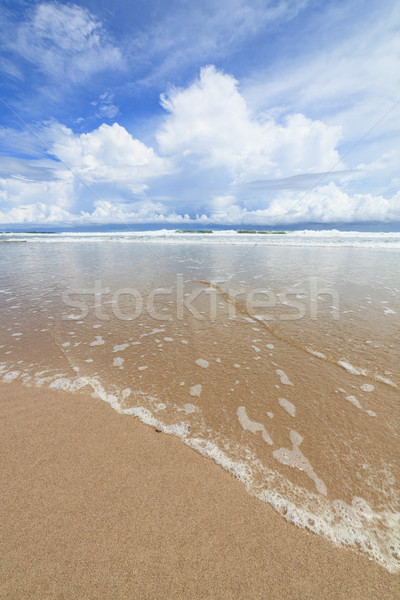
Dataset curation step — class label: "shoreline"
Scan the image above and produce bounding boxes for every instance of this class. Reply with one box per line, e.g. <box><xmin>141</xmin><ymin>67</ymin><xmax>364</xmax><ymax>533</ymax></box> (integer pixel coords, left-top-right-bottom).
<box><xmin>0</xmin><ymin>381</ymin><xmax>398</xmax><ymax>599</ymax></box>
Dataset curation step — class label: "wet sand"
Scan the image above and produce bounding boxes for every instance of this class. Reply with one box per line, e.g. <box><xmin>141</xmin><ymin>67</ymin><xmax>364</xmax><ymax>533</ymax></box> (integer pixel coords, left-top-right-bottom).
<box><xmin>1</xmin><ymin>381</ymin><xmax>398</xmax><ymax>599</ymax></box>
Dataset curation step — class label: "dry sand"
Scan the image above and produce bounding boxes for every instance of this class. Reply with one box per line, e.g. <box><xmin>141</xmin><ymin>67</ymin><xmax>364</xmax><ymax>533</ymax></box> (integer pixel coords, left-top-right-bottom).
<box><xmin>0</xmin><ymin>381</ymin><xmax>398</xmax><ymax>599</ymax></box>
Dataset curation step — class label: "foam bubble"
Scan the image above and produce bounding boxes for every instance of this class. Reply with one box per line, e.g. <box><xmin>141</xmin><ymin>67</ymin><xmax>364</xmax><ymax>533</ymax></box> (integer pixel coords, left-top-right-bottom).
<box><xmin>346</xmin><ymin>395</ymin><xmax>362</xmax><ymax>409</ymax></box>
<box><xmin>276</xmin><ymin>369</ymin><xmax>293</xmax><ymax>386</ymax></box>
<box><xmin>306</xmin><ymin>348</ymin><xmax>327</xmax><ymax>359</ymax></box>
<box><xmin>185</xmin><ymin>437</ymin><xmax>253</xmax><ymax>485</ymax></box>
<box><xmin>237</xmin><ymin>406</ymin><xmax>273</xmax><ymax>445</ymax></box>
<box><xmin>338</xmin><ymin>361</ymin><xmax>397</xmax><ymax>388</ymax></box>
<box><xmin>189</xmin><ymin>384</ymin><xmax>202</xmax><ymax>397</ymax></box>
<box><xmin>90</xmin><ymin>336</ymin><xmax>104</xmax><ymax>346</ymax></box>
<box><xmin>113</xmin><ymin>357</ymin><xmax>124</xmax><ymax>369</ymax></box>
<box><xmin>361</xmin><ymin>384</ymin><xmax>374</xmax><ymax>392</ymax></box>
<box><xmin>49</xmin><ymin>378</ymin><xmax>71</xmax><ymax>390</ymax></box>
<box><xmin>113</xmin><ymin>344</ymin><xmax>129</xmax><ymax>352</ymax></box>
<box><xmin>195</xmin><ymin>358</ymin><xmax>209</xmax><ymax>369</ymax></box>
<box><xmin>278</xmin><ymin>398</ymin><xmax>296</xmax><ymax>417</ymax></box>
<box><xmin>3</xmin><ymin>370</ymin><xmax>20</xmax><ymax>382</ymax></box>
<box><xmin>273</xmin><ymin>430</ymin><xmax>327</xmax><ymax>495</ymax></box>
<box><xmin>180</xmin><ymin>403</ymin><xmax>199</xmax><ymax>414</ymax></box>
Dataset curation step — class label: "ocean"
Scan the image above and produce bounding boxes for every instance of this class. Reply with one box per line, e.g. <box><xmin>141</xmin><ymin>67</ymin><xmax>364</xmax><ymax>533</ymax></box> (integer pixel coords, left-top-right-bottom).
<box><xmin>0</xmin><ymin>229</ymin><xmax>399</xmax><ymax>572</ymax></box>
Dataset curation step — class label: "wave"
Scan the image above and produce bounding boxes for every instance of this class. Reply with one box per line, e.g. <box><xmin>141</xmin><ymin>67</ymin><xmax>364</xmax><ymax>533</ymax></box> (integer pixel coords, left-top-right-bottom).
<box><xmin>1</xmin><ymin>229</ymin><xmax>400</xmax><ymax>248</ymax></box>
<box><xmin>1</xmin><ymin>364</ymin><xmax>399</xmax><ymax>574</ymax></box>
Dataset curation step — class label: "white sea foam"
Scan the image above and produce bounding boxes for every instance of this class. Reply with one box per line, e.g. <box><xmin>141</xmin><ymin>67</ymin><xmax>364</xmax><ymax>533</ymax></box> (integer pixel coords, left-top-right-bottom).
<box><xmin>338</xmin><ymin>360</ymin><xmax>397</xmax><ymax>388</ymax></box>
<box><xmin>113</xmin><ymin>344</ymin><xmax>129</xmax><ymax>352</ymax></box>
<box><xmin>306</xmin><ymin>348</ymin><xmax>327</xmax><ymax>359</ymax></box>
<box><xmin>361</xmin><ymin>383</ymin><xmax>374</xmax><ymax>392</ymax></box>
<box><xmin>189</xmin><ymin>384</ymin><xmax>202</xmax><ymax>397</ymax></box>
<box><xmin>279</xmin><ymin>398</ymin><xmax>296</xmax><ymax>417</ymax></box>
<box><xmin>3</xmin><ymin>229</ymin><xmax>400</xmax><ymax>248</ymax></box>
<box><xmin>49</xmin><ymin>378</ymin><xmax>72</xmax><ymax>390</ymax></box>
<box><xmin>195</xmin><ymin>358</ymin><xmax>209</xmax><ymax>369</ymax></box>
<box><xmin>3</xmin><ymin>370</ymin><xmax>20</xmax><ymax>382</ymax></box>
<box><xmin>237</xmin><ymin>406</ymin><xmax>273</xmax><ymax>445</ymax></box>
<box><xmin>346</xmin><ymin>395</ymin><xmax>362</xmax><ymax>409</ymax></box>
<box><xmin>0</xmin><ymin>361</ymin><xmax>399</xmax><ymax>572</ymax></box>
<box><xmin>276</xmin><ymin>369</ymin><xmax>293</xmax><ymax>386</ymax></box>
<box><xmin>90</xmin><ymin>336</ymin><xmax>104</xmax><ymax>346</ymax></box>
<box><xmin>273</xmin><ymin>430</ymin><xmax>327</xmax><ymax>496</ymax></box>
<box><xmin>177</xmin><ymin>403</ymin><xmax>199</xmax><ymax>414</ymax></box>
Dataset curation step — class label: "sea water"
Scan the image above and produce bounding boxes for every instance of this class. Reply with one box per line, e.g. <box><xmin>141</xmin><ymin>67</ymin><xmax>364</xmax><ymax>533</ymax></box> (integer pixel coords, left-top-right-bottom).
<box><xmin>0</xmin><ymin>230</ymin><xmax>399</xmax><ymax>572</ymax></box>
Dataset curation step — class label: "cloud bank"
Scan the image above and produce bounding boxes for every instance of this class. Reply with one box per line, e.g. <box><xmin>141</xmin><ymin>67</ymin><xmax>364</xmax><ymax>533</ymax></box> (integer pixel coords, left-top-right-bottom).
<box><xmin>0</xmin><ymin>64</ymin><xmax>399</xmax><ymax>226</ymax></box>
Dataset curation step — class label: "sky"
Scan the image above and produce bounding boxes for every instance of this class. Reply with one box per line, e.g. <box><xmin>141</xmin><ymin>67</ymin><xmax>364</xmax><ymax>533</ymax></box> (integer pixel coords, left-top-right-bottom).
<box><xmin>0</xmin><ymin>0</ymin><xmax>399</xmax><ymax>228</ymax></box>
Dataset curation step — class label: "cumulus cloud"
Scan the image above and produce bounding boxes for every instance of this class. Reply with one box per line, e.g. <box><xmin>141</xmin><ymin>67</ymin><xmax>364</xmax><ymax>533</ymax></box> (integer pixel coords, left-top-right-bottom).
<box><xmin>48</xmin><ymin>122</ymin><xmax>170</xmax><ymax>184</ymax></box>
<box><xmin>0</xmin><ymin>65</ymin><xmax>399</xmax><ymax>226</ymax></box>
<box><xmin>0</xmin><ymin>175</ymin><xmax>72</xmax><ymax>209</ymax></box>
<box><xmin>207</xmin><ymin>184</ymin><xmax>400</xmax><ymax>225</ymax></box>
<box><xmin>0</xmin><ymin>174</ymin><xmax>75</xmax><ymax>224</ymax></box>
<box><xmin>0</xmin><ymin>121</ymin><xmax>172</xmax><ymax>224</ymax></box>
<box><xmin>11</xmin><ymin>3</ymin><xmax>123</xmax><ymax>82</ymax></box>
<box><xmin>157</xmin><ymin>66</ymin><xmax>341</xmax><ymax>181</ymax></box>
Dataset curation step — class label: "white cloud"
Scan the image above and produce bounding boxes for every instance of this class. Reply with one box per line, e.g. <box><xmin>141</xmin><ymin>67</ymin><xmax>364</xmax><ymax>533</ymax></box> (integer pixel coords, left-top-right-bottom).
<box><xmin>0</xmin><ymin>174</ymin><xmax>75</xmax><ymax>224</ymax></box>
<box><xmin>85</xmin><ymin>200</ymin><xmax>188</xmax><ymax>224</ymax></box>
<box><xmin>157</xmin><ymin>66</ymin><xmax>341</xmax><ymax>181</ymax></box>
<box><xmin>0</xmin><ymin>63</ymin><xmax>399</xmax><ymax>226</ymax></box>
<box><xmin>92</xmin><ymin>93</ymin><xmax>119</xmax><ymax>119</ymax></box>
<box><xmin>208</xmin><ymin>183</ymin><xmax>400</xmax><ymax>225</ymax></box>
<box><xmin>0</xmin><ymin>175</ymin><xmax>72</xmax><ymax>209</ymax></box>
<box><xmin>48</xmin><ymin>121</ymin><xmax>170</xmax><ymax>184</ymax></box>
<box><xmin>0</xmin><ymin>121</ymin><xmax>172</xmax><ymax>224</ymax></box>
<box><xmin>12</xmin><ymin>3</ymin><xmax>123</xmax><ymax>82</ymax></box>
<box><xmin>243</xmin><ymin>2</ymin><xmax>400</xmax><ymax>154</ymax></box>
<box><xmin>1</xmin><ymin>175</ymin><xmax>399</xmax><ymax>226</ymax></box>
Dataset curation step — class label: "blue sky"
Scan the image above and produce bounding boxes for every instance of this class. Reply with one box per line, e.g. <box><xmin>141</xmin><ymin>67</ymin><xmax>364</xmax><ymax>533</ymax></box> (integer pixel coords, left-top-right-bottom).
<box><xmin>0</xmin><ymin>0</ymin><xmax>399</xmax><ymax>227</ymax></box>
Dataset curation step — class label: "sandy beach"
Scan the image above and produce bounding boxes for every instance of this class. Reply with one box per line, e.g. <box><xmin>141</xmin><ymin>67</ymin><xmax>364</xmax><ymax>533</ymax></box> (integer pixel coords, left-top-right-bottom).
<box><xmin>1</xmin><ymin>381</ymin><xmax>398</xmax><ymax>599</ymax></box>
